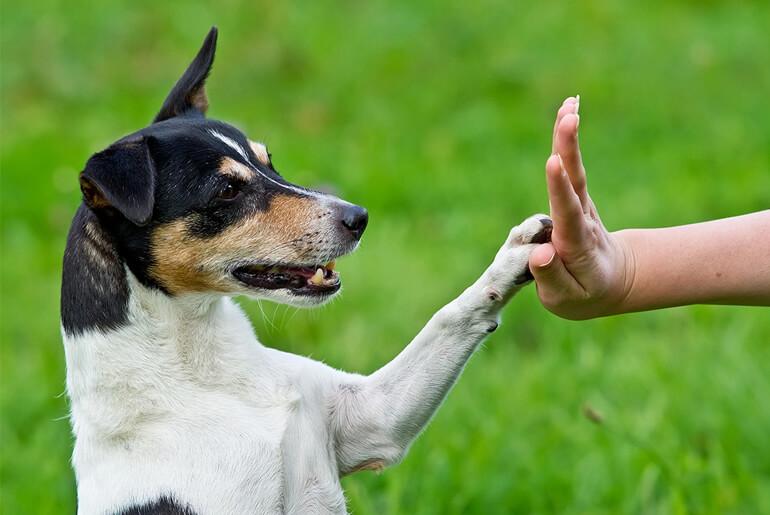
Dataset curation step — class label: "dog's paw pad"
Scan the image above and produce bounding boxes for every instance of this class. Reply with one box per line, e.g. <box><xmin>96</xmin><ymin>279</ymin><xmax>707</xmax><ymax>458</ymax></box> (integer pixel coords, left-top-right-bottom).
<box><xmin>530</xmin><ymin>218</ymin><xmax>553</xmax><ymax>244</ymax></box>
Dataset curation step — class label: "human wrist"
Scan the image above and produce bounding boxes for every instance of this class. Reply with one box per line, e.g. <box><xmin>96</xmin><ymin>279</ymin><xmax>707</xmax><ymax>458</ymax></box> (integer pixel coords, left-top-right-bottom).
<box><xmin>607</xmin><ymin>229</ymin><xmax>643</xmax><ymax>315</ymax></box>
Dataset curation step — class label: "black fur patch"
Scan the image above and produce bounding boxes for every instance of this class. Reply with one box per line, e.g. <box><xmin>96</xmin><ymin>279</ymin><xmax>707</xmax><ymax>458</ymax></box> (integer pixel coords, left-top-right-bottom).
<box><xmin>80</xmin><ymin>138</ymin><xmax>157</xmax><ymax>228</ymax></box>
<box><xmin>61</xmin><ymin>206</ymin><xmax>130</xmax><ymax>336</ymax></box>
<box><xmin>144</xmin><ymin>120</ymin><xmax>280</xmax><ymax>237</ymax></box>
<box><xmin>114</xmin><ymin>496</ymin><xmax>197</xmax><ymax>515</ymax></box>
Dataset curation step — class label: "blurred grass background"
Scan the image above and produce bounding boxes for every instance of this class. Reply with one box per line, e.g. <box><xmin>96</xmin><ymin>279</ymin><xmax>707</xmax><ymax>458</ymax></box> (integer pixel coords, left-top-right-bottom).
<box><xmin>2</xmin><ymin>0</ymin><xmax>769</xmax><ymax>513</ymax></box>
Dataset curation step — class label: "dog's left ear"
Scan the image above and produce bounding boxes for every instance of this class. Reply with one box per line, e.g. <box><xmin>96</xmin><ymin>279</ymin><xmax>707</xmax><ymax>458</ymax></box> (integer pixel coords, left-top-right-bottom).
<box><xmin>153</xmin><ymin>27</ymin><xmax>218</xmax><ymax>123</ymax></box>
<box><xmin>79</xmin><ymin>137</ymin><xmax>156</xmax><ymax>226</ymax></box>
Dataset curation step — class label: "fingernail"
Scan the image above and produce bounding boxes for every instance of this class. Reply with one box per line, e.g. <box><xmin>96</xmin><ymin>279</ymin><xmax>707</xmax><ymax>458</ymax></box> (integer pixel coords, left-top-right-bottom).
<box><xmin>539</xmin><ymin>250</ymin><xmax>556</xmax><ymax>269</ymax></box>
<box><xmin>574</xmin><ymin>94</ymin><xmax>580</xmax><ymax>114</ymax></box>
<box><xmin>575</xmin><ymin>113</ymin><xmax>580</xmax><ymax>129</ymax></box>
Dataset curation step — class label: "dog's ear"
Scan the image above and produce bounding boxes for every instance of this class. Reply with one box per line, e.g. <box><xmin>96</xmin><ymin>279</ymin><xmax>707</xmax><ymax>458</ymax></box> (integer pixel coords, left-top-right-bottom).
<box><xmin>153</xmin><ymin>27</ymin><xmax>218</xmax><ymax>123</ymax></box>
<box><xmin>79</xmin><ymin>137</ymin><xmax>156</xmax><ymax>226</ymax></box>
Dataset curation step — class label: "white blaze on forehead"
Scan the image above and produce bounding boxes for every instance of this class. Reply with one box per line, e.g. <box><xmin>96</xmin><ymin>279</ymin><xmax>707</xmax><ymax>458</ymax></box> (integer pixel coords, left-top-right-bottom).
<box><xmin>209</xmin><ymin>130</ymin><xmax>250</xmax><ymax>163</ymax></box>
<box><xmin>248</xmin><ymin>140</ymin><xmax>271</xmax><ymax>165</ymax></box>
<box><xmin>208</xmin><ymin>129</ymin><xmax>330</xmax><ymax>200</ymax></box>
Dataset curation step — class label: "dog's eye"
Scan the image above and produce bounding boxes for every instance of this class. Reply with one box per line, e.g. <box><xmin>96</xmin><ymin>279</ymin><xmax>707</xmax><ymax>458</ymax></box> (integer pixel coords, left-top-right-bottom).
<box><xmin>217</xmin><ymin>181</ymin><xmax>241</xmax><ymax>201</ymax></box>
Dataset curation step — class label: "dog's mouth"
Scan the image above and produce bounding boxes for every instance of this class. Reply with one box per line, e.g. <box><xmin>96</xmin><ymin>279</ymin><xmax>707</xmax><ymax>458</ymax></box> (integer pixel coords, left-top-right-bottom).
<box><xmin>232</xmin><ymin>261</ymin><xmax>340</xmax><ymax>296</ymax></box>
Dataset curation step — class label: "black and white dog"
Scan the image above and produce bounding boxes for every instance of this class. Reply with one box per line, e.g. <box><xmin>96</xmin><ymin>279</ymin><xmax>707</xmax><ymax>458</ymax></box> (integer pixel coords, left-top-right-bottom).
<box><xmin>61</xmin><ymin>27</ymin><xmax>552</xmax><ymax>515</ymax></box>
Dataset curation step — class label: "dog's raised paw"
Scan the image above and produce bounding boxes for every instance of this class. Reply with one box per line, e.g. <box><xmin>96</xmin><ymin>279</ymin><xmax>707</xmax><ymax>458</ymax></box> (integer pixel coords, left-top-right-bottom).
<box><xmin>512</xmin><ymin>216</ymin><xmax>552</xmax><ymax>284</ymax></box>
<box><xmin>490</xmin><ymin>214</ymin><xmax>552</xmax><ymax>287</ymax></box>
<box><xmin>506</xmin><ymin>214</ymin><xmax>553</xmax><ymax>247</ymax></box>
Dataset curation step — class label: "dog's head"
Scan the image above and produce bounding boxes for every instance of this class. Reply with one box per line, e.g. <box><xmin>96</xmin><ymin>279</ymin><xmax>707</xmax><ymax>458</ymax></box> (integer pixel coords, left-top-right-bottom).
<box><xmin>79</xmin><ymin>28</ymin><xmax>367</xmax><ymax>306</ymax></box>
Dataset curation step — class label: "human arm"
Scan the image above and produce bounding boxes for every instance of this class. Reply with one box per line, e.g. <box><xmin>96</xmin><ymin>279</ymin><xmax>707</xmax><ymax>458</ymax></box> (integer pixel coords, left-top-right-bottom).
<box><xmin>614</xmin><ymin>214</ymin><xmax>770</xmax><ymax>310</ymax></box>
<box><xmin>528</xmin><ymin>97</ymin><xmax>770</xmax><ymax>319</ymax></box>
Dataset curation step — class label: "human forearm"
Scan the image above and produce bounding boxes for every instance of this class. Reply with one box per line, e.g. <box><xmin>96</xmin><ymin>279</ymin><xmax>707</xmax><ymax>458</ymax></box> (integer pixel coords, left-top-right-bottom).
<box><xmin>615</xmin><ymin>211</ymin><xmax>770</xmax><ymax>312</ymax></box>
<box><xmin>530</xmin><ymin>98</ymin><xmax>770</xmax><ymax>319</ymax></box>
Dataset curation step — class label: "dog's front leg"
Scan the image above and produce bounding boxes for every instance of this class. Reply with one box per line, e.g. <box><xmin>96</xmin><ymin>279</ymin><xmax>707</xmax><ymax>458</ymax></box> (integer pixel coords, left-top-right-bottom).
<box><xmin>330</xmin><ymin>214</ymin><xmax>551</xmax><ymax>475</ymax></box>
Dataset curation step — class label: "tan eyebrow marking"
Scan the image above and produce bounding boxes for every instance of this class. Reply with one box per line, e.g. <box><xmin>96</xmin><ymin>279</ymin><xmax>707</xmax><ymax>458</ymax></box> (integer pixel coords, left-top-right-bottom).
<box><xmin>218</xmin><ymin>156</ymin><xmax>255</xmax><ymax>180</ymax></box>
<box><xmin>248</xmin><ymin>140</ymin><xmax>271</xmax><ymax>166</ymax></box>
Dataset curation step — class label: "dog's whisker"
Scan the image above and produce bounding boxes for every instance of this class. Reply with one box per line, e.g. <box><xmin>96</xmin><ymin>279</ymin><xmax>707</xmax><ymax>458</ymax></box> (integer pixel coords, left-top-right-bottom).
<box><xmin>256</xmin><ymin>299</ymin><xmax>277</xmax><ymax>332</ymax></box>
<box><xmin>286</xmin><ymin>306</ymin><xmax>301</xmax><ymax>326</ymax></box>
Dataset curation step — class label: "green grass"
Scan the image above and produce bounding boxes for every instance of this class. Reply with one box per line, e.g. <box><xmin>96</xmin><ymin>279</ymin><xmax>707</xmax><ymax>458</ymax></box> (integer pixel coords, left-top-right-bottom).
<box><xmin>2</xmin><ymin>0</ymin><xmax>770</xmax><ymax>513</ymax></box>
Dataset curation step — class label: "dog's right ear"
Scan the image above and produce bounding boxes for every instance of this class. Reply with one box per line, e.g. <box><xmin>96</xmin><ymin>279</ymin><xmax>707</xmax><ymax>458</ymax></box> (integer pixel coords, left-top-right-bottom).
<box><xmin>153</xmin><ymin>27</ymin><xmax>218</xmax><ymax>123</ymax></box>
<box><xmin>79</xmin><ymin>137</ymin><xmax>156</xmax><ymax>226</ymax></box>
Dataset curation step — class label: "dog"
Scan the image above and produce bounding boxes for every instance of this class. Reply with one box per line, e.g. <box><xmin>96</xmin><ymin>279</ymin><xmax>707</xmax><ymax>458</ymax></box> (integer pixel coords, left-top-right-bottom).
<box><xmin>60</xmin><ymin>27</ymin><xmax>552</xmax><ymax>515</ymax></box>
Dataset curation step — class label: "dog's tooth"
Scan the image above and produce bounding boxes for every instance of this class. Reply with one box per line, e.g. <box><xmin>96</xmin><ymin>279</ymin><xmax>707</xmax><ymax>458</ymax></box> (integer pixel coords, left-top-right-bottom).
<box><xmin>310</xmin><ymin>267</ymin><xmax>324</xmax><ymax>285</ymax></box>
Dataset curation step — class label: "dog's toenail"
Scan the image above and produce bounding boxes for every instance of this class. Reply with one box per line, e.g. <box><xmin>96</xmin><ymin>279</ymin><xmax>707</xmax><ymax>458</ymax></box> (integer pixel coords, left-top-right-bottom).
<box><xmin>539</xmin><ymin>217</ymin><xmax>553</xmax><ymax>228</ymax></box>
<box><xmin>486</xmin><ymin>322</ymin><xmax>498</xmax><ymax>333</ymax></box>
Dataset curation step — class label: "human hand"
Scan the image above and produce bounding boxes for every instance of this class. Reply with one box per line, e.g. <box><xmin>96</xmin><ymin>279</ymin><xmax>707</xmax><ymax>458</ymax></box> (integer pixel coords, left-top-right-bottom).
<box><xmin>528</xmin><ymin>97</ymin><xmax>635</xmax><ymax>319</ymax></box>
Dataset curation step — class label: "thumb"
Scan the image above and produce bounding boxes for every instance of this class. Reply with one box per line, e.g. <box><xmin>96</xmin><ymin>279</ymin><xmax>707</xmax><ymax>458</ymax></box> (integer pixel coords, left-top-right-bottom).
<box><xmin>528</xmin><ymin>243</ymin><xmax>582</xmax><ymax>299</ymax></box>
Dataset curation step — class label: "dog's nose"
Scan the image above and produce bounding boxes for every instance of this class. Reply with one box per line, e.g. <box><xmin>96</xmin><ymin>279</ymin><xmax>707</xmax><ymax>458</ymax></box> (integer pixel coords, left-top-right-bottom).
<box><xmin>341</xmin><ymin>204</ymin><xmax>368</xmax><ymax>240</ymax></box>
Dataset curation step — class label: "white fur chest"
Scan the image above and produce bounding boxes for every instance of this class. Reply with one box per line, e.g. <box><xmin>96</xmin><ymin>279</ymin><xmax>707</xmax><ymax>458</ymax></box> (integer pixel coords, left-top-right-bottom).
<box><xmin>64</xmin><ymin>292</ymin><xmax>347</xmax><ymax>515</ymax></box>
<box><xmin>72</xmin><ymin>392</ymin><xmax>290</xmax><ymax>514</ymax></box>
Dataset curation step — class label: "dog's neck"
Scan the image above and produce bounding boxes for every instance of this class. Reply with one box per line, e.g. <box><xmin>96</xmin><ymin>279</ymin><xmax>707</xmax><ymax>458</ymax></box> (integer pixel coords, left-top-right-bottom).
<box><xmin>61</xmin><ymin>206</ymin><xmax>260</xmax><ymax>407</ymax></box>
<box><xmin>61</xmin><ymin>205</ymin><xmax>225</xmax><ymax>335</ymax></box>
